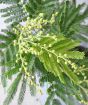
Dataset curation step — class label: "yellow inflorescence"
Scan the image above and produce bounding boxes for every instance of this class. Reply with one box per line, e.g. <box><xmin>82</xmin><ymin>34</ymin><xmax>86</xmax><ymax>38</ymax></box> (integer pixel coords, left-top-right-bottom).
<box><xmin>13</xmin><ymin>12</ymin><xmax>87</xmax><ymax>88</ymax></box>
<box><xmin>13</xmin><ymin>12</ymin><xmax>58</xmax><ymax>82</ymax></box>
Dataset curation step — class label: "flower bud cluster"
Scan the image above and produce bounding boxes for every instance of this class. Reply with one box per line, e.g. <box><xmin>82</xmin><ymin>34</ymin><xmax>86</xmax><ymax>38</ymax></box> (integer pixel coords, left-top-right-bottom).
<box><xmin>13</xmin><ymin>12</ymin><xmax>87</xmax><ymax>87</ymax></box>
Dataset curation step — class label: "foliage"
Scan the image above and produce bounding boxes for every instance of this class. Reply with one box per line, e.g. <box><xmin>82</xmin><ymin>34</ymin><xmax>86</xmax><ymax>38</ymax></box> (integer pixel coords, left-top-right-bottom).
<box><xmin>17</xmin><ymin>76</ymin><xmax>27</xmax><ymax>105</ymax></box>
<box><xmin>3</xmin><ymin>73</ymin><xmax>22</xmax><ymax>105</ymax></box>
<box><xmin>0</xmin><ymin>0</ymin><xmax>88</xmax><ymax>105</ymax></box>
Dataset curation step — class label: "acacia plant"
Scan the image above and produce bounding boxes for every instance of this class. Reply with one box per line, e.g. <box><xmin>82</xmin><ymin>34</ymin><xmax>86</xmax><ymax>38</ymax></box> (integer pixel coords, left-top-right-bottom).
<box><xmin>0</xmin><ymin>0</ymin><xmax>88</xmax><ymax>105</ymax></box>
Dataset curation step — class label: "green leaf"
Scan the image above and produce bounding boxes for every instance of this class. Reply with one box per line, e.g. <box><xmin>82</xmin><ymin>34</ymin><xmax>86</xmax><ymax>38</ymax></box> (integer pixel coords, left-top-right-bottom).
<box><xmin>17</xmin><ymin>77</ymin><xmax>26</xmax><ymax>105</ymax></box>
<box><xmin>60</xmin><ymin>60</ymin><xmax>79</xmax><ymax>84</ymax></box>
<box><xmin>45</xmin><ymin>92</ymin><xmax>55</xmax><ymax>105</ymax></box>
<box><xmin>4</xmin><ymin>67</ymin><xmax>19</xmax><ymax>78</ymax></box>
<box><xmin>64</xmin><ymin>51</ymin><xmax>84</xmax><ymax>59</ymax></box>
<box><xmin>31</xmin><ymin>35</ymin><xmax>81</xmax><ymax>84</ymax></box>
<box><xmin>39</xmin><ymin>50</ymin><xmax>65</xmax><ymax>84</ymax></box>
<box><xmin>1</xmin><ymin>66</ymin><xmax>7</xmax><ymax>87</ymax></box>
<box><xmin>3</xmin><ymin>73</ymin><xmax>22</xmax><ymax>105</ymax></box>
<box><xmin>52</xmin><ymin>99</ymin><xmax>61</xmax><ymax>105</ymax></box>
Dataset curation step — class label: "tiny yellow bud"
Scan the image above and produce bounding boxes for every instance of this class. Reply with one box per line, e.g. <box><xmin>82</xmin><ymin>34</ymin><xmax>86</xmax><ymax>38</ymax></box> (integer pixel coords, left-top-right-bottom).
<box><xmin>52</xmin><ymin>50</ymin><xmax>55</xmax><ymax>53</ymax></box>
<box><xmin>55</xmin><ymin>12</ymin><xmax>58</xmax><ymax>16</ymax></box>
<box><xmin>31</xmin><ymin>76</ymin><xmax>35</xmax><ymax>79</ymax></box>
<box><xmin>68</xmin><ymin>60</ymin><xmax>71</xmax><ymax>64</ymax></box>
<box><xmin>16</xmin><ymin>60</ymin><xmax>18</xmax><ymax>63</ymax></box>
<box><xmin>74</xmin><ymin>70</ymin><xmax>76</xmax><ymax>73</ymax></box>
<box><xmin>49</xmin><ymin>54</ymin><xmax>52</xmax><ymax>57</ymax></box>
<box><xmin>77</xmin><ymin>73</ymin><xmax>80</xmax><ymax>75</ymax></box>
<box><xmin>84</xmin><ymin>76</ymin><xmax>87</xmax><ymax>80</ymax></box>
<box><xmin>25</xmin><ymin>62</ymin><xmax>27</xmax><ymax>66</ymax></box>
<box><xmin>64</xmin><ymin>54</ymin><xmax>67</xmax><ymax>57</ymax></box>
<box><xmin>49</xmin><ymin>44</ymin><xmax>52</xmax><ymax>47</ymax></box>
<box><xmin>65</xmin><ymin>62</ymin><xmax>67</xmax><ymax>64</ymax></box>
<box><xmin>39</xmin><ymin>13</ymin><xmax>44</xmax><ymax>17</ymax></box>
<box><xmin>82</xmin><ymin>65</ymin><xmax>85</xmax><ymax>68</ymax></box>
<box><xmin>57</xmin><ymin>59</ymin><xmax>60</xmax><ymax>63</ymax></box>
<box><xmin>59</xmin><ymin>53</ymin><xmax>62</xmax><ymax>57</ymax></box>
<box><xmin>44</xmin><ymin>44</ymin><xmax>46</xmax><ymax>47</ymax></box>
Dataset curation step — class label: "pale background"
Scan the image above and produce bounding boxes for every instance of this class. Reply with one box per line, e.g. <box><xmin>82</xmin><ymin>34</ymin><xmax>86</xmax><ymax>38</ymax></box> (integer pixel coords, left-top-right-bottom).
<box><xmin>0</xmin><ymin>0</ymin><xmax>88</xmax><ymax>105</ymax></box>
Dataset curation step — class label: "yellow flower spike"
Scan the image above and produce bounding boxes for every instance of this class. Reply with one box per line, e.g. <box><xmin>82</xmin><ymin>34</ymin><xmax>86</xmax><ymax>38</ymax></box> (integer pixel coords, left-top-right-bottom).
<box><xmin>43</xmin><ymin>20</ymin><xmax>48</xmax><ymax>24</ymax></box>
<box><xmin>71</xmin><ymin>63</ymin><xmax>77</xmax><ymax>70</ymax></box>
<box><xmin>38</xmin><ymin>25</ymin><xmax>42</xmax><ymax>29</ymax></box>
<box><xmin>50</xmin><ymin>19</ymin><xmax>55</xmax><ymax>24</ymax></box>
<box><xmin>24</xmin><ymin>69</ymin><xmax>30</xmax><ymax>77</ymax></box>
<box><xmin>39</xmin><ymin>18</ymin><xmax>43</xmax><ymax>23</ymax></box>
